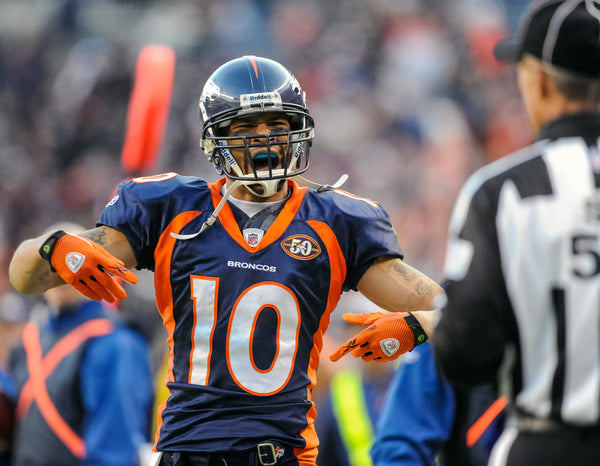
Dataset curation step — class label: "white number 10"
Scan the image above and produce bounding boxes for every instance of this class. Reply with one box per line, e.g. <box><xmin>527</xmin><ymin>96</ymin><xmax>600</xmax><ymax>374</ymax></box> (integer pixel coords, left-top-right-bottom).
<box><xmin>189</xmin><ymin>276</ymin><xmax>301</xmax><ymax>396</ymax></box>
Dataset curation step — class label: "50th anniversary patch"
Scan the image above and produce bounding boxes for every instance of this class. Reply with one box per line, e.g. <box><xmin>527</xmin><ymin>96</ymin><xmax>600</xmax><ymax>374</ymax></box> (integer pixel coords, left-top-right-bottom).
<box><xmin>280</xmin><ymin>235</ymin><xmax>321</xmax><ymax>260</ymax></box>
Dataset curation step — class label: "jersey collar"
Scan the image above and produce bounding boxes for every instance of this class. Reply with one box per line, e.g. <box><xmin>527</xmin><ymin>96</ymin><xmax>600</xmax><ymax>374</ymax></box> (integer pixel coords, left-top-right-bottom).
<box><xmin>208</xmin><ymin>178</ymin><xmax>307</xmax><ymax>252</ymax></box>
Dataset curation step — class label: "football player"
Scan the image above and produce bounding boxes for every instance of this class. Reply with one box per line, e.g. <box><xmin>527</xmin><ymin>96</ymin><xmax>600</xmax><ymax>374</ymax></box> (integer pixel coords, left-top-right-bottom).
<box><xmin>9</xmin><ymin>56</ymin><xmax>443</xmax><ymax>466</ymax></box>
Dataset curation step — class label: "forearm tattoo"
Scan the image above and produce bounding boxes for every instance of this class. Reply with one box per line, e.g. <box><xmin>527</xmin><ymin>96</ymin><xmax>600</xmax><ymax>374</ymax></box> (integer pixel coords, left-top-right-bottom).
<box><xmin>37</xmin><ymin>267</ymin><xmax>53</xmax><ymax>287</ymax></box>
<box><xmin>385</xmin><ymin>260</ymin><xmax>435</xmax><ymax>296</ymax></box>
<box><xmin>81</xmin><ymin>227</ymin><xmax>109</xmax><ymax>246</ymax></box>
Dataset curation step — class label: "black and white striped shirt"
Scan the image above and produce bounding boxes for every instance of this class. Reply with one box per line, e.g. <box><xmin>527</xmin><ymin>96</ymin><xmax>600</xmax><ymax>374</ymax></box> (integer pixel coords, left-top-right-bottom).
<box><xmin>434</xmin><ymin>112</ymin><xmax>600</xmax><ymax>426</ymax></box>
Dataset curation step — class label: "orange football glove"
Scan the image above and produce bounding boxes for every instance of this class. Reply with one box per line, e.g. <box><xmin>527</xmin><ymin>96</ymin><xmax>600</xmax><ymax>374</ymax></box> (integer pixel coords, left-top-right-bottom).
<box><xmin>329</xmin><ymin>311</ymin><xmax>428</xmax><ymax>362</ymax></box>
<box><xmin>39</xmin><ymin>230</ymin><xmax>138</xmax><ymax>303</ymax></box>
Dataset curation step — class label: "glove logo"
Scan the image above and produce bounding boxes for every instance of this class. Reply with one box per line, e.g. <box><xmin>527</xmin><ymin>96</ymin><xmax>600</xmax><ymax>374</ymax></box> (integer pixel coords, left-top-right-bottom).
<box><xmin>65</xmin><ymin>252</ymin><xmax>86</xmax><ymax>273</ymax></box>
<box><xmin>380</xmin><ymin>338</ymin><xmax>400</xmax><ymax>357</ymax></box>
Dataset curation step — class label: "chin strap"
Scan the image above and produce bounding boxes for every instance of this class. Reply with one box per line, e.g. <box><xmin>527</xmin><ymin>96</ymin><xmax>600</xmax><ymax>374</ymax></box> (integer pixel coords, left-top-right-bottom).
<box><xmin>170</xmin><ymin>173</ymin><xmax>349</xmax><ymax>240</ymax></box>
<box><xmin>170</xmin><ymin>180</ymin><xmax>244</xmax><ymax>240</ymax></box>
<box><xmin>292</xmin><ymin>173</ymin><xmax>348</xmax><ymax>192</ymax></box>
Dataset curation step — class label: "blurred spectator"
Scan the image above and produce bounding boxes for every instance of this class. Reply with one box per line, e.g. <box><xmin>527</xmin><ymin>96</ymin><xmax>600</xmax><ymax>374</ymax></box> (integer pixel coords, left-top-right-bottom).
<box><xmin>0</xmin><ymin>292</ymin><xmax>30</xmax><ymax>466</ymax></box>
<box><xmin>371</xmin><ymin>343</ymin><xmax>504</xmax><ymax>466</ymax></box>
<box><xmin>9</xmin><ymin>223</ymin><xmax>154</xmax><ymax>466</ymax></box>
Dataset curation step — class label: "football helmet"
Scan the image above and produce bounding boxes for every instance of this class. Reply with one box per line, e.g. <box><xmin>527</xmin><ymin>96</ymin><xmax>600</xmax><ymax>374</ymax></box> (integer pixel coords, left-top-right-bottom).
<box><xmin>199</xmin><ymin>55</ymin><xmax>314</xmax><ymax>197</ymax></box>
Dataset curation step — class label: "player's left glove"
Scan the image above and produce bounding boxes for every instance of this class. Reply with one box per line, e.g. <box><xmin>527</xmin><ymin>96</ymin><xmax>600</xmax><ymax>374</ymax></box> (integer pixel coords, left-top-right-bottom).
<box><xmin>329</xmin><ymin>311</ymin><xmax>428</xmax><ymax>362</ymax></box>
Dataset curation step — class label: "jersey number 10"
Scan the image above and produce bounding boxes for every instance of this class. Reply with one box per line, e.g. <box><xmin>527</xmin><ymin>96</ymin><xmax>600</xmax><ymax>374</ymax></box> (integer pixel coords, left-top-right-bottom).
<box><xmin>189</xmin><ymin>276</ymin><xmax>301</xmax><ymax>396</ymax></box>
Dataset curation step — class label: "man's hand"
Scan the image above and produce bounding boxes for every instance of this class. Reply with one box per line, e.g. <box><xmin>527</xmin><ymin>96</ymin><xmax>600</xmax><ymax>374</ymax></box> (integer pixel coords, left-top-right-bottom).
<box><xmin>39</xmin><ymin>230</ymin><xmax>138</xmax><ymax>303</ymax></box>
<box><xmin>329</xmin><ymin>311</ymin><xmax>428</xmax><ymax>362</ymax></box>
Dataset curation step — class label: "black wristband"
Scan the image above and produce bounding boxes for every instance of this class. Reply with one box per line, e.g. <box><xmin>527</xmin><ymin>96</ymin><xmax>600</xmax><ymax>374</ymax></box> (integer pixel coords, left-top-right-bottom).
<box><xmin>39</xmin><ymin>230</ymin><xmax>67</xmax><ymax>264</ymax></box>
<box><xmin>404</xmin><ymin>313</ymin><xmax>428</xmax><ymax>349</ymax></box>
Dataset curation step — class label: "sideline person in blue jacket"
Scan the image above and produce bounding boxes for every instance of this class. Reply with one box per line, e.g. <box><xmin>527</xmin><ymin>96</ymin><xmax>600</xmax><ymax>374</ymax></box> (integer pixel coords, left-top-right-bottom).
<box><xmin>371</xmin><ymin>343</ymin><xmax>504</xmax><ymax>466</ymax></box>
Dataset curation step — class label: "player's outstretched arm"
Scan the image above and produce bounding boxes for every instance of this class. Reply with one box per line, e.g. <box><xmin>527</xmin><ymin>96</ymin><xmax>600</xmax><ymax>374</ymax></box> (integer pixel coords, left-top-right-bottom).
<box><xmin>9</xmin><ymin>226</ymin><xmax>137</xmax><ymax>302</ymax></box>
<box><xmin>330</xmin><ymin>257</ymin><xmax>444</xmax><ymax>362</ymax></box>
<box><xmin>357</xmin><ymin>256</ymin><xmax>443</xmax><ymax>313</ymax></box>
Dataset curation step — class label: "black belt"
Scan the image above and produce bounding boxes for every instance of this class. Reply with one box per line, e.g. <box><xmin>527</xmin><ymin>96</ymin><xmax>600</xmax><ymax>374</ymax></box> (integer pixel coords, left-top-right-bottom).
<box><xmin>256</xmin><ymin>442</ymin><xmax>287</xmax><ymax>465</ymax></box>
<box><xmin>159</xmin><ymin>440</ymin><xmax>293</xmax><ymax>466</ymax></box>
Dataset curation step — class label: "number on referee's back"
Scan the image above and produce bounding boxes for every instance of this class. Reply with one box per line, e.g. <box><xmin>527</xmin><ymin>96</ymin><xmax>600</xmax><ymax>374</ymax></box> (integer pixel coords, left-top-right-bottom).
<box><xmin>572</xmin><ymin>233</ymin><xmax>600</xmax><ymax>278</ymax></box>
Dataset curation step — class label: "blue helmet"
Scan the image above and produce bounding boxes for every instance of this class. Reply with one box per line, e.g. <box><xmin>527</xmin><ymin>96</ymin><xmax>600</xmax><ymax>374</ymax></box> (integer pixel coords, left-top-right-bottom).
<box><xmin>199</xmin><ymin>56</ymin><xmax>314</xmax><ymax>197</ymax></box>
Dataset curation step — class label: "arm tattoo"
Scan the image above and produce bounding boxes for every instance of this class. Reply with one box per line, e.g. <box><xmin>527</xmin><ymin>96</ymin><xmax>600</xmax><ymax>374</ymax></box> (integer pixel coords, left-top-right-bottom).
<box><xmin>415</xmin><ymin>280</ymin><xmax>435</xmax><ymax>297</ymax></box>
<box><xmin>386</xmin><ymin>260</ymin><xmax>435</xmax><ymax>296</ymax></box>
<box><xmin>81</xmin><ymin>227</ymin><xmax>108</xmax><ymax>246</ymax></box>
<box><xmin>36</xmin><ymin>268</ymin><xmax>53</xmax><ymax>287</ymax></box>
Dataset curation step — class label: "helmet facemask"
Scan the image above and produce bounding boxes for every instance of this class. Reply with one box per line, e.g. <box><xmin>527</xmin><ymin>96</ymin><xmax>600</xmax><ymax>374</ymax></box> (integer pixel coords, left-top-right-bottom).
<box><xmin>203</xmin><ymin>111</ymin><xmax>313</xmax><ymax>197</ymax></box>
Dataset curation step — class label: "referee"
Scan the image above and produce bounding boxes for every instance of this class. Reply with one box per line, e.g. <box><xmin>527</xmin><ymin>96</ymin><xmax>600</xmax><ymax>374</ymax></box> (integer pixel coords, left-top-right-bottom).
<box><xmin>433</xmin><ymin>1</ymin><xmax>600</xmax><ymax>465</ymax></box>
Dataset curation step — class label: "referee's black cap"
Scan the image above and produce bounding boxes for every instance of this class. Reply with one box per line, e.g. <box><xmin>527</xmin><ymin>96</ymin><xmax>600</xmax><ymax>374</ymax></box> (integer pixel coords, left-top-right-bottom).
<box><xmin>493</xmin><ymin>0</ymin><xmax>600</xmax><ymax>77</ymax></box>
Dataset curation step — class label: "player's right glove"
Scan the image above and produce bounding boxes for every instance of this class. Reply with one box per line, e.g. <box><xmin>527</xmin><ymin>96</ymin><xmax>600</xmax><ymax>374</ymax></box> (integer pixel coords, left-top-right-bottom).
<box><xmin>329</xmin><ymin>311</ymin><xmax>428</xmax><ymax>362</ymax></box>
<box><xmin>39</xmin><ymin>230</ymin><xmax>138</xmax><ymax>303</ymax></box>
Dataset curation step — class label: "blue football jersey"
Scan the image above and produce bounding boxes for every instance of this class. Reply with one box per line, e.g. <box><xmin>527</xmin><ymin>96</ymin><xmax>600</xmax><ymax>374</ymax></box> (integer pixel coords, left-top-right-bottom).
<box><xmin>99</xmin><ymin>173</ymin><xmax>403</xmax><ymax>459</ymax></box>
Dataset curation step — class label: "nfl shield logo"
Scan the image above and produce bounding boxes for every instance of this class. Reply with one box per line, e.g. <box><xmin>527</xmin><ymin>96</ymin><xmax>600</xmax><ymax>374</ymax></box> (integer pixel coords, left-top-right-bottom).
<box><xmin>248</xmin><ymin>232</ymin><xmax>259</xmax><ymax>246</ymax></box>
<box><xmin>243</xmin><ymin>228</ymin><xmax>264</xmax><ymax>247</ymax></box>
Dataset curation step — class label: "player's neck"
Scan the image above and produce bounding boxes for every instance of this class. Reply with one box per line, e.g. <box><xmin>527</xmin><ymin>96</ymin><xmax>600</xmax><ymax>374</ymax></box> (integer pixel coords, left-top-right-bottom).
<box><xmin>228</xmin><ymin>195</ymin><xmax>285</xmax><ymax>218</ymax></box>
<box><xmin>225</xmin><ymin>180</ymin><xmax>289</xmax><ymax>203</ymax></box>
<box><xmin>223</xmin><ymin>185</ymin><xmax>289</xmax><ymax>218</ymax></box>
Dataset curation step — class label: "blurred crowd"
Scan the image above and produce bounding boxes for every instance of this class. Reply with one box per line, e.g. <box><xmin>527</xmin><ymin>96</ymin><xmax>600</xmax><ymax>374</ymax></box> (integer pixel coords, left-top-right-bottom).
<box><xmin>0</xmin><ymin>0</ymin><xmax>532</xmax><ymax>295</ymax></box>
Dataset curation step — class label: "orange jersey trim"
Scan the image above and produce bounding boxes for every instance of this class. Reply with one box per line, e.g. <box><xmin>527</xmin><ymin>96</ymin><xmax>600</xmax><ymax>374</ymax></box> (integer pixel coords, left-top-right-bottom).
<box><xmin>296</xmin><ymin>219</ymin><xmax>347</xmax><ymax>459</ymax></box>
<box><xmin>152</xmin><ymin>210</ymin><xmax>203</xmax><ymax>448</ymax></box>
